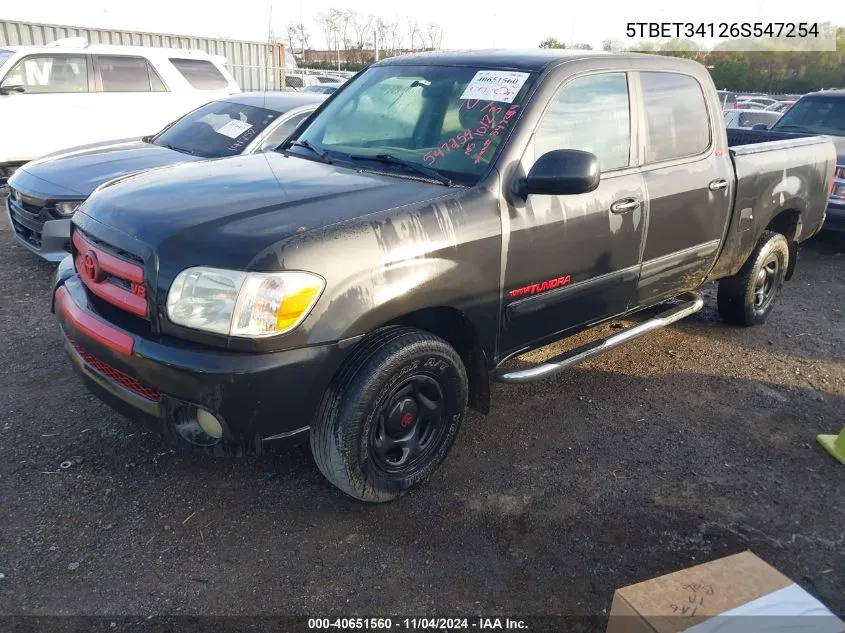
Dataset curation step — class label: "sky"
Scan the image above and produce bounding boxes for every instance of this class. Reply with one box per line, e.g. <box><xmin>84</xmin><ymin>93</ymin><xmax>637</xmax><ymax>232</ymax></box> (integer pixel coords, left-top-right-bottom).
<box><xmin>3</xmin><ymin>0</ymin><xmax>843</xmax><ymax>51</ymax></box>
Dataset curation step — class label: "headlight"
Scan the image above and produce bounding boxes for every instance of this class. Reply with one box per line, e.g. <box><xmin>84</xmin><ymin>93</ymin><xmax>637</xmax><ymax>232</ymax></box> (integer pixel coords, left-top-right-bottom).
<box><xmin>166</xmin><ymin>267</ymin><xmax>324</xmax><ymax>337</ymax></box>
<box><xmin>55</xmin><ymin>200</ymin><xmax>84</xmax><ymax>216</ymax></box>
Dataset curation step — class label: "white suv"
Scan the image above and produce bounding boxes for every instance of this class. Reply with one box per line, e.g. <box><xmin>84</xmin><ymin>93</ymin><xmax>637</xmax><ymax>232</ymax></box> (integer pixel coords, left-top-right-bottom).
<box><xmin>0</xmin><ymin>39</ymin><xmax>240</xmax><ymax>184</ymax></box>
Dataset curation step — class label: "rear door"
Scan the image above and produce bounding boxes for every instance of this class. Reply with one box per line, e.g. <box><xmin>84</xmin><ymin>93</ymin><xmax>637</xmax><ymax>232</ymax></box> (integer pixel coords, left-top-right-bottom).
<box><xmin>499</xmin><ymin>71</ymin><xmax>646</xmax><ymax>355</ymax></box>
<box><xmin>634</xmin><ymin>71</ymin><xmax>733</xmax><ymax>305</ymax></box>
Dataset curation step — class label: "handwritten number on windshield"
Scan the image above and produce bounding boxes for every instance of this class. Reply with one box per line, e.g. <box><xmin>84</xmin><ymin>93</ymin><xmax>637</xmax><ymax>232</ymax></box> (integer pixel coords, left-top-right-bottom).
<box><xmin>423</xmin><ymin>101</ymin><xmax>521</xmax><ymax>167</ymax></box>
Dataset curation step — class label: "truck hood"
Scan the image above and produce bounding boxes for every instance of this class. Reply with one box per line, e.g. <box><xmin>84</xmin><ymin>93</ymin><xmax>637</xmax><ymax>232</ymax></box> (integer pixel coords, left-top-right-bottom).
<box><xmin>77</xmin><ymin>152</ymin><xmax>450</xmax><ymax>270</ymax></box>
<box><xmin>20</xmin><ymin>139</ymin><xmax>201</xmax><ymax>197</ymax></box>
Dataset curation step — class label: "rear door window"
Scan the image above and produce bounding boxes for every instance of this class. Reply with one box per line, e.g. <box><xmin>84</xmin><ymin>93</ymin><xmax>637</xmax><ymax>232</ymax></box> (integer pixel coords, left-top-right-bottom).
<box><xmin>169</xmin><ymin>58</ymin><xmax>228</xmax><ymax>90</ymax></box>
<box><xmin>97</xmin><ymin>55</ymin><xmax>154</xmax><ymax>92</ymax></box>
<box><xmin>640</xmin><ymin>72</ymin><xmax>711</xmax><ymax>163</ymax></box>
<box><xmin>3</xmin><ymin>54</ymin><xmax>88</xmax><ymax>93</ymax></box>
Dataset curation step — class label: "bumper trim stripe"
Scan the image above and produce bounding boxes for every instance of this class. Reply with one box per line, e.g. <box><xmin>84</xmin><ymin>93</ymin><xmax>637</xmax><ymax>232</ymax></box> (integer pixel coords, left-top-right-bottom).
<box><xmin>56</xmin><ymin>286</ymin><xmax>135</xmax><ymax>356</ymax></box>
<box><xmin>73</xmin><ymin>253</ymin><xmax>148</xmax><ymax>317</ymax></box>
<box><xmin>72</xmin><ymin>231</ymin><xmax>144</xmax><ymax>284</ymax></box>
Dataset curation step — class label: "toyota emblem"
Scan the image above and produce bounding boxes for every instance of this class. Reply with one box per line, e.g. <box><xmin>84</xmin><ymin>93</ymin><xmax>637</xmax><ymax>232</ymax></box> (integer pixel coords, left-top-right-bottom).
<box><xmin>81</xmin><ymin>250</ymin><xmax>104</xmax><ymax>283</ymax></box>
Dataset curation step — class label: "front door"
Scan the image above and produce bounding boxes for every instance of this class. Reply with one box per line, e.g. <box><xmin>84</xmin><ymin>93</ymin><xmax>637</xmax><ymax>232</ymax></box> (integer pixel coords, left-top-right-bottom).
<box><xmin>0</xmin><ymin>53</ymin><xmax>95</xmax><ymax>161</ymax></box>
<box><xmin>499</xmin><ymin>71</ymin><xmax>646</xmax><ymax>357</ymax></box>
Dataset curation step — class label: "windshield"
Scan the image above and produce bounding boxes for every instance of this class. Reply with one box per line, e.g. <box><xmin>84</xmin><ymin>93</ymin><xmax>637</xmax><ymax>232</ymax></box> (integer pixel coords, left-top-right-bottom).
<box><xmin>152</xmin><ymin>99</ymin><xmax>282</xmax><ymax>158</ymax></box>
<box><xmin>772</xmin><ymin>98</ymin><xmax>845</xmax><ymax>137</ymax></box>
<box><xmin>291</xmin><ymin>64</ymin><xmax>536</xmax><ymax>185</ymax></box>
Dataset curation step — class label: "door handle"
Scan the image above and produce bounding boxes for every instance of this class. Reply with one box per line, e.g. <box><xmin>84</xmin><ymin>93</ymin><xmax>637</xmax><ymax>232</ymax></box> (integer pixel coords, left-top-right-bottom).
<box><xmin>610</xmin><ymin>198</ymin><xmax>640</xmax><ymax>214</ymax></box>
<box><xmin>708</xmin><ymin>179</ymin><xmax>728</xmax><ymax>191</ymax></box>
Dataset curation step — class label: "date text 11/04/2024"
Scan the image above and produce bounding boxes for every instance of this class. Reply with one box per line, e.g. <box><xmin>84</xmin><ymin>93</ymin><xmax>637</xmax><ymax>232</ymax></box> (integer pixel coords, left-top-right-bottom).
<box><xmin>307</xmin><ymin>618</ymin><xmax>528</xmax><ymax>630</ymax></box>
<box><xmin>625</xmin><ymin>22</ymin><xmax>821</xmax><ymax>39</ymax></box>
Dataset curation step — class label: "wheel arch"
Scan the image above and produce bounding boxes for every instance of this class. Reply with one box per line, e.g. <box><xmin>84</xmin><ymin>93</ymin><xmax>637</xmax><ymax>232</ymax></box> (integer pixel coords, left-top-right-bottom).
<box><xmin>385</xmin><ymin>306</ymin><xmax>491</xmax><ymax>414</ymax></box>
<box><xmin>765</xmin><ymin>208</ymin><xmax>802</xmax><ymax>280</ymax></box>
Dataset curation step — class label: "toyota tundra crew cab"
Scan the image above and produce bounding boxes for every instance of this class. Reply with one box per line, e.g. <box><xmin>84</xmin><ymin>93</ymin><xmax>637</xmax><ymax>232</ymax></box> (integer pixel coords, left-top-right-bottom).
<box><xmin>51</xmin><ymin>51</ymin><xmax>836</xmax><ymax>502</ymax></box>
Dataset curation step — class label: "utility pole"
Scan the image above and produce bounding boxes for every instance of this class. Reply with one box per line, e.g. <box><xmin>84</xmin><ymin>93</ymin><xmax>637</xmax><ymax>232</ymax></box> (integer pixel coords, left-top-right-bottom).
<box><xmin>374</xmin><ymin>28</ymin><xmax>379</xmax><ymax>61</ymax></box>
<box><xmin>299</xmin><ymin>0</ymin><xmax>305</xmax><ymax>59</ymax></box>
<box><xmin>266</xmin><ymin>4</ymin><xmax>273</xmax><ymax>91</ymax></box>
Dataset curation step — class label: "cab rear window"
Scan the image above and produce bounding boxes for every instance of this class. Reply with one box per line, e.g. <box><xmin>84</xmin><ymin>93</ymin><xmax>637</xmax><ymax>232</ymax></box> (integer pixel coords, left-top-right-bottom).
<box><xmin>169</xmin><ymin>58</ymin><xmax>228</xmax><ymax>90</ymax></box>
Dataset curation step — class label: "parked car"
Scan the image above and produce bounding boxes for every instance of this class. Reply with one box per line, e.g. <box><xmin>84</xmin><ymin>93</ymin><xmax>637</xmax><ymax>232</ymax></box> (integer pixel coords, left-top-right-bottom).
<box><xmin>716</xmin><ymin>90</ymin><xmax>738</xmax><ymax>110</ymax></box>
<box><xmin>723</xmin><ymin>108</ymin><xmax>783</xmax><ymax>130</ymax></box>
<box><xmin>765</xmin><ymin>100</ymin><xmax>796</xmax><ymax>113</ymax></box>
<box><xmin>51</xmin><ymin>50</ymin><xmax>835</xmax><ymax>502</ymax></box>
<box><xmin>6</xmin><ymin>92</ymin><xmax>324</xmax><ymax>260</ymax></box>
<box><xmin>741</xmin><ymin>90</ymin><xmax>845</xmax><ymax>231</ymax></box>
<box><xmin>303</xmin><ymin>82</ymin><xmax>344</xmax><ymax>95</ymax></box>
<box><xmin>284</xmin><ymin>73</ymin><xmax>321</xmax><ymax>91</ymax></box>
<box><xmin>737</xmin><ymin>96</ymin><xmax>780</xmax><ymax>109</ymax></box>
<box><xmin>0</xmin><ymin>39</ymin><xmax>240</xmax><ymax>186</ymax></box>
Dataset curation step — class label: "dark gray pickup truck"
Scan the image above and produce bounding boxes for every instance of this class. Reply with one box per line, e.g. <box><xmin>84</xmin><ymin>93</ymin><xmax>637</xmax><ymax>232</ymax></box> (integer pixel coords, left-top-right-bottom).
<box><xmin>52</xmin><ymin>50</ymin><xmax>836</xmax><ymax>502</ymax></box>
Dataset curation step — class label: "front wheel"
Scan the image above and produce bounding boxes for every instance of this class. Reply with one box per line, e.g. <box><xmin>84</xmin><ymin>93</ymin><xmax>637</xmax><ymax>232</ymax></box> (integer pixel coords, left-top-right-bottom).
<box><xmin>311</xmin><ymin>327</ymin><xmax>468</xmax><ymax>502</ymax></box>
<box><xmin>717</xmin><ymin>230</ymin><xmax>789</xmax><ymax>326</ymax></box>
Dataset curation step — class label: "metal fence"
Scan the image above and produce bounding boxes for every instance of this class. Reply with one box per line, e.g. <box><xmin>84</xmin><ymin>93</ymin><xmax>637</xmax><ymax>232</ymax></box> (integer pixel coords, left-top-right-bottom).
<box><xmin>0</xmin><ymin>19</ymin><xmax>286</xmax><ymax>91</ymax></box>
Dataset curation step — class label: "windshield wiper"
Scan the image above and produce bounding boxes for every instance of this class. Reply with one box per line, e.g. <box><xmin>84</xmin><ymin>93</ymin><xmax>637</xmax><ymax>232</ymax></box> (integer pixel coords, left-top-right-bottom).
<box><xmin>346</xmin><ymin>153</ymin><xmax>452</xmax><ymax>186</ymax></box>
<box><xmin>287</xmin><ymin>140</ymin><xmax>333</xmax><ymax>164</ymax></box>
<box><xmin>162</xmin><ymin>143</ymin><xmax>197</xmax><ymax>156</ymax></box>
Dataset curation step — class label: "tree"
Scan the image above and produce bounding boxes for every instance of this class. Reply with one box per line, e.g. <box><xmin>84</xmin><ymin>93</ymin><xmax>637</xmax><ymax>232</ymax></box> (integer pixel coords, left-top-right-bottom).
<box><xmin>570</xmin><ymin>43</ymin><xmax>592</xmax><ymax>50</ymax></box>
<box><xmin>407</xmin><ymin>18</ymin><xmax>422</xmax><ymax>51</ymax></box>
<box><xmin>375</xmin><ymin>18</ymin><xmax>391</xmax><ymax>55</ymax></box>
<box><xmin>315</xmin><ymin>12</ymin><xmax>338</xmax><ymax>52</ymax></box>
<box><xmin>425</xmin><ymin>23</ymin><xmax>443</xmax><ymax>49</ymax></box>
<box><xmin>539</xmin><ymin>37</ymin><xmax>566</xmax><ymax>49</ymax></box>
<box><xmin>284</xmin><ymin>23</ymin><xmax>311</xmax><ymax>55</ymax></box>
<box><xmin>388</xmin><ymin>17</ymin><xmax>403</xmax><ymax>53</ymax></box>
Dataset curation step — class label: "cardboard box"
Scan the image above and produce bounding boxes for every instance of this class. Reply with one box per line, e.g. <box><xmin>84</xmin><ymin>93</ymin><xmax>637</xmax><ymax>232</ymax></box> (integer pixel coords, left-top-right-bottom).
<box><xmin>606</xmin><ymin>551</ymin><xmax>844</xmax><ymax>633</ymax></box>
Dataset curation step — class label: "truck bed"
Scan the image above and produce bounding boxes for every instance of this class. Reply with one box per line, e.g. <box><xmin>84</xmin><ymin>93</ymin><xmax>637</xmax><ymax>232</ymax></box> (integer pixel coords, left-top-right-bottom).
<box><xmin>726</xmin><ymin>127</ymin><xmax>812</xmax><ymax>147</ymax></box>
<box><xmin>707</xmin><ymin>130</ymin><xmax>836</xmax><ymax>282</ymax></box>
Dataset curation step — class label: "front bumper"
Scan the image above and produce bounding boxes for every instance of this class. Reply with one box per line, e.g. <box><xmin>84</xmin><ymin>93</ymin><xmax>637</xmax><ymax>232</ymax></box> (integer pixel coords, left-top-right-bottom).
<box><xmin>5</xmin><ymin>194</ymin><xmax>72</xmax><ymax>262</ymax></box>
<box><xmin>52</xmin><ymin>263</ymin><xmax>353</xmax><ymax>455</ymax></box>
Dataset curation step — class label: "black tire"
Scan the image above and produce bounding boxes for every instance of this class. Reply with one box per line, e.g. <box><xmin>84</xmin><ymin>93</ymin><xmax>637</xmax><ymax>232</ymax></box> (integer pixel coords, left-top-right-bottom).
<box><xmin>717</xmin><ymin>230</ymin><xmax>789</xmax><ymax>326</ymax></box>
<box><xmin>311</xmin><ymin>327</ymin><xmax>468</xmax><ymax>503</ymax></box>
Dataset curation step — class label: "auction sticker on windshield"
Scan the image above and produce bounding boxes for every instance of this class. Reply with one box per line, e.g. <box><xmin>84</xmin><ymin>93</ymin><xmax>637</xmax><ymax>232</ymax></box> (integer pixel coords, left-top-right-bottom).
<box><xmin>460</xmin><ymin>71</ymin><xmax>530</xmax><ymax>103</ymax></box>
<box><xmin>215</xmin><ymin>119</ymin><xmax>253</xmax><ymax>139</ymax></box>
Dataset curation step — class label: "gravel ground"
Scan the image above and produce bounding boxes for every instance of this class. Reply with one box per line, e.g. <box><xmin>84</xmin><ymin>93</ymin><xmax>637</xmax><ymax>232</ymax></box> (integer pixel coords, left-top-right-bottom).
<box><xmin>0</xmin><ymin>211</ymin><xmax>843</xmax><ymax>621</ymax></box>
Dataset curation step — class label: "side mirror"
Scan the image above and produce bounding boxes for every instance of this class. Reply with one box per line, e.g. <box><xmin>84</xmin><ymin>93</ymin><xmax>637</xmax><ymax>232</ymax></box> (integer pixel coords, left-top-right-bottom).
<box><xmin>519</xmin><ymin>149</ymin><xmax>600</xmax><ymax>198</ymax></box>
<box><xmin>0</xmin><ymin>81</ymin><xmax>25</xmax><ymax>95</ymax></box>
<box><xmin>751</xmin><ymin>123</ymin><xmax>769</xmax><ymax>131</ymax></box>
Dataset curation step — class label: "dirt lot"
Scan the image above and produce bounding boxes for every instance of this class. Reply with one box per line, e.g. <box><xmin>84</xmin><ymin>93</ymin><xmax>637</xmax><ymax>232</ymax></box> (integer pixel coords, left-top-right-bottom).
<box><xmin>0</xmin><ymin>211</ymin><xmax>843</xmax><ymax>622</ymax></box>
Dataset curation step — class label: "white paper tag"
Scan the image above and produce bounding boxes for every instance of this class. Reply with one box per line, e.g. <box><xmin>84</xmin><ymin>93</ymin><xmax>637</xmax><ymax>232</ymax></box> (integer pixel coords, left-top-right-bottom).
<box><xmin>460</xmin><ymin>71</ymin><xmax>530</xmax><ymax>103</ymax></box>
<box><xmin>681</xmin><ymin>584</ymin><xmax>845</xmax><ymax>633</ymax></box>
<box><xmin>215</xmin><ymin>119</ymin><xmax>253</xmax><ymax>139</ymax></box>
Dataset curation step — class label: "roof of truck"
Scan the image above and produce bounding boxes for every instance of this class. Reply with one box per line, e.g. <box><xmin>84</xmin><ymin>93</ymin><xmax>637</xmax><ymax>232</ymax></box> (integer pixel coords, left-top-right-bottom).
<box><xmin>376</xmin><ymin>49</ymin><xmax>609</xmax><ymax>71</ymax></box>
<box><xmin>375</xmin><ymin>48</ymin><xmax>705</xmax><ymax>74</ymax></box>
<box><xmin>800</xmin><ymin>90</ymin><xmax>845</xmax><ymax>99</ymax></box>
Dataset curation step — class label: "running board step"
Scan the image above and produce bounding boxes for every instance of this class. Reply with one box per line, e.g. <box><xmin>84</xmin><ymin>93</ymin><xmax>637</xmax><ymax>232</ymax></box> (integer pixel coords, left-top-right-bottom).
<box><xmin>493</xmin><ymin>291</ymin><xmax>704</xmax><ymax>384</ymax></box>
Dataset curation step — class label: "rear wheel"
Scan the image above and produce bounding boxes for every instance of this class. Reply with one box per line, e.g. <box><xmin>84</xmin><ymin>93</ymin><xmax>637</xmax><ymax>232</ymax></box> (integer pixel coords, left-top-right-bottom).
<box><xmin>717</xmin><ymin>230</ymin><xmax>789</xmax><ymax>326</ymax></box>
<box><xmin>311</xmin><ymin>327</ymin><xmax>468</xmax><ymax>502</ymax></box>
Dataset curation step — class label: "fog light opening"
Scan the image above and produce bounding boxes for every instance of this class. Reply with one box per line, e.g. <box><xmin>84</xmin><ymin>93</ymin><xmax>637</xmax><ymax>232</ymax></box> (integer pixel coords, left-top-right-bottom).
<box><xmin>196</xmin><ymin>408</ymin><xmax>224</xmax><ymax>439</ymax></box>
<box><xmin>172</xmin><ymin>407</ymin><xmax>224</xmax><ymax>447</ymax></box>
